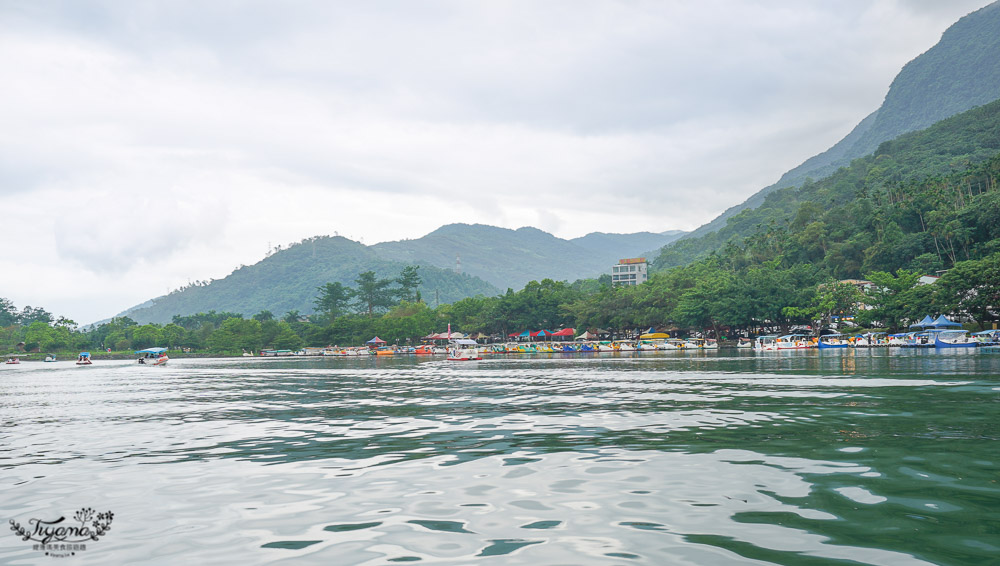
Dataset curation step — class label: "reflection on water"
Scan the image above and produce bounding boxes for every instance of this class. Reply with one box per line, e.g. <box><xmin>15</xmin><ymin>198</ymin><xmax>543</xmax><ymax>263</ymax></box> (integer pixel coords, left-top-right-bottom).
<box><xmin>1</xmin><ymin>351</ymin><xmax>998</xmax><ymax>564</ymax></box>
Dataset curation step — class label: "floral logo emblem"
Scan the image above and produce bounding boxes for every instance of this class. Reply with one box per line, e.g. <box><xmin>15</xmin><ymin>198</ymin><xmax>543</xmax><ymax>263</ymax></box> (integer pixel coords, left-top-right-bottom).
<box><xmin>9</xmin><ymin>507</ymin><xmax>114</xmax><ymax>558</ymax></box>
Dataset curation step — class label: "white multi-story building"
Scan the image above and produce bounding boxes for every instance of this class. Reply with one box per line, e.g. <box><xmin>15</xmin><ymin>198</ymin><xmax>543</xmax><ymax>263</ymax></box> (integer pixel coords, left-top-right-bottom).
<box><xmin>611</xmin><ymin>258</ymin><xmax>647</xmax><ymax>286</ymax></box>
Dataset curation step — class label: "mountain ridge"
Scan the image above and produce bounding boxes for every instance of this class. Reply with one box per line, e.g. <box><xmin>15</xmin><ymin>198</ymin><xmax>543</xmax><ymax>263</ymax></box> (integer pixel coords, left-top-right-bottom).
<box><xmin>118</xmin><ymin>225</ymin><xmax>687</xmax><ymax>324</ymax></box>
<box><xmin>684</xmin><ymin>1</ymin><xmax>1000</xmax><ymax>241</ymax></box>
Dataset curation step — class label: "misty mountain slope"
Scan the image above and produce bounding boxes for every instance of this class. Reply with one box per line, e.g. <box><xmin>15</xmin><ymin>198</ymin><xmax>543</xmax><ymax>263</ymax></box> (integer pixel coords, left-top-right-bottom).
<box><xmin>120</xmin><ymin>225</ymin><xmax>687</xmax><ymax>324</ymax></box>
<box><xmin>569</xmin><ymin>230</ymin><xmax>686</xmax><ymax>259</ymax></box>
<box><xmin>654</xmin><ymin>96</ymin><xmax>1000</xmax><ymax>270</ymax></box>
<box><xmin>371</xmin><ymin>224</ymin><xmax>687</xmax><ymax>290</ymax></box>
<box><xmin>122</xmin><ymin>236</ymin><xmax>499</xmax><ymax>324</ymax></box>
<box><xmin>686</xmin><ymin>1</ymin><xmax>1000</xmax><ymax>240</ymax></box>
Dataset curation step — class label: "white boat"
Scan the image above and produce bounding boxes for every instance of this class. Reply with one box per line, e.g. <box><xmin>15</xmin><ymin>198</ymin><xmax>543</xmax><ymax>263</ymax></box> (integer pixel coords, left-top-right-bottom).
<box><xmin>136</xmin><ymin>347</ymin><xmax>169</xmax><ymax>365</ymax></box>
<box><xmin>44</xmin><ymin>354</ymin><xmax>57</xmax><ymax>362</ymax></box>
<box><xmin>754</xmin><ymin>335</ymin><xmax>780</xmax><ymax>351</ymax></box>
<box><xmin>447</xmin><ymin>339</ymin><xmax>482</xmax><ymax>361</ymax></box>
<box><xmin>4</xmin><ymin>355</ymin><xmax>20</xmax><ymax>365</ymax></box>
<box><xmin>736</xmin><ymin>338</ymin><xmax>753</xmax><ymax>349</ymax></box>
<box><xmin>776</xmin><ymin>334</ymin><xmax>814</xmax><ymax>349</ymax></box>
<box><xmin>685</xmin><ymin>338</ymin><xmax>718</xmax><ymax>350</ymax></box>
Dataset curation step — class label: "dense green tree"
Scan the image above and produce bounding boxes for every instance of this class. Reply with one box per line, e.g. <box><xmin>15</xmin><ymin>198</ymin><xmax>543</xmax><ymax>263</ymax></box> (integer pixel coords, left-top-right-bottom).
<box><xmin>161</xmin><ymin>323</ymin><xmax>186</xmax><ymax>348</ymax></box>
<box><xmin>19</xmin><ymin>306</ymin><xmax>53</xmax><ymax>325</ymax></box>
<box><xmin>396</xmin><ymin>266</ymin><xmax>422</xmax><ymax>303</ymax></box>
<box><xmin>934</xmin><ymin>252</ymin><xmax>1000</xmax><ymax>327</ymax></box>
<box><xmin>207</xmin><ymin>318</ymin><xmax>262</xmax><ymax>353</ymax></box>
<box><xmin>132</xmin><ymin>324</ymin><xmax>163</xmax><ymax>349</ymax></box>
<box><xmin>252</xmin><ymin>310</ymin><xmax>275</xmax><ymax>322</ymax></box>
<box><xmin>857</xmin><ymin>269</ymin><xmax>924</xmax><ymax>330</ymax></box>
<box><xmin>352</xmin><ymin>271</ymin><xmax>396</xmax><ymax>317</ymax></box>
<box><xmin>314</xmin><ymin>282</ymin><xmax>352</xmax><ymax>322</ymax></box>
<box><xmin>782</xmin><ymin>281</ymin><xmax>864</xmax><ymax>335</ymax></box>
<box><xmin>0</xmin><ymin>298</ymin><xmax>19</xmax><ymax>327</ymax></box>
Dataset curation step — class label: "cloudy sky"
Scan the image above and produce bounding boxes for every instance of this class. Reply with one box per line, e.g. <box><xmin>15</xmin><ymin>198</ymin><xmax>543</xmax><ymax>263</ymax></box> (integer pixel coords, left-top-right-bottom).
<box><xmin>1</xmin><ymin>0</ymin><xmax>993</xmax><ymax>324</ymax></box>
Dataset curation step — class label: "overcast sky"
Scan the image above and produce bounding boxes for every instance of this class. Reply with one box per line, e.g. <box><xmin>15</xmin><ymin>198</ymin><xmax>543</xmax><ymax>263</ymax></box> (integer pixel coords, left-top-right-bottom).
<box><xmin>1</xmin><ymin>0</ymin><xmax>994</xmax><ymax>324</ymax></box>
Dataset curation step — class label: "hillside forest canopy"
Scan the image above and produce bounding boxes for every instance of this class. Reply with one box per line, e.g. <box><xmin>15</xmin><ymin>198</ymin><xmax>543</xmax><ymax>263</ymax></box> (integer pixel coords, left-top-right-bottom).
<box><xmin>6</xmin><ymin>99</ymin><xmax>1000</xmax><ymax>354</ymax></box>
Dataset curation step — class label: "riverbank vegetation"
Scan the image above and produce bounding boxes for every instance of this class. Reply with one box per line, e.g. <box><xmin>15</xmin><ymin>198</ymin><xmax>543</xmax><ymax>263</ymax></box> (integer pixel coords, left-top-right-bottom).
<box><xmin>6</xmin><ymin>101</ymin><xmax>1000</xmax><ymax>355</ymax></box>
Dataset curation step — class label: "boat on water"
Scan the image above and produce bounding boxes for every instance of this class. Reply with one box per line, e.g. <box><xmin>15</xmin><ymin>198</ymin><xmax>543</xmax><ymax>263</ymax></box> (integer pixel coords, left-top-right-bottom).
<box><xmin>414</xmin><ymin>345</ymin><xmax>435</xmax><ymax>355</ymax></box>
<box><xmin>136</xmin><ymin>347</ymin><xmax>169</xmax><ymax>365</ymax></box>
<box><xmin>901</xmin><ymin>332</ymin><xmax>936</xmax><ymax>348</ymax></box>
<box><xmin>5</xmin><ymin>355</ymin><xmax>20</xmax><ymax>365</ymax></box>
<box><xmin>447</xmin><ymin>339</ymin><xmax>482</xmax><ymax>361</ymax></box>
<box><xmin>44</xmin><ymin>354</ymin><xmax>57</xmax><ymax>362</ymax></box>
<box><xmin>817</xmin><ymin>333</ymin><xmax>850</xmax><ymax>349</ymax></box>
<box><xmin>685</xmin><ymin>338</ymin><xmax>719</xmax><ymax>350</ymax></box>
<box><xmin>76</xmin><ymin>352</ymin><xmax>92</xmax><ymax>365</ymax></box>
<box><xmin>260</xmin><ymin>349</ymin><xmax>294</xmax><ymax>357</ymax></box>
<box><xmin>854</xmin><ymin>332</ymin><xmax>887</xmax><ymax>347</ymax></box>
<box><xmin>736</xmin><ymin>338</ymin><xmax>753</xmax><ymax>349</ymax></box>
<box><xmin>754</xmin><ymin>335</ymin><xmax>780</xmax><ymax>351</ymax></box>
<box><xmin>934</xmin><ymin>330</ymin><xmax>977</xmax><ymax>348</ymax></box>
<box><xmin>776</xmin><ymin>334</ymin><xmax>815</xmax><ymax>349</ymax></box>
<box><xmin>972</xmin><ymin>329</ymin><xmax>1000</xmax><ymax>345</ymax></box>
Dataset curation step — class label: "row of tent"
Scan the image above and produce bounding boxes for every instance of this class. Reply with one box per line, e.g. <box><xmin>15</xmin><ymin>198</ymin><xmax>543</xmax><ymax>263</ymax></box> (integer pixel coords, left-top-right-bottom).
<box><xmin>507</xmin><ymin>328</ymin><xmax>577</xmax><ymax>338</ymax></box>
<box><xmin>908</xmin><ymin>315</ymin><xmax>962</xmax><ymax>330</ymax></box>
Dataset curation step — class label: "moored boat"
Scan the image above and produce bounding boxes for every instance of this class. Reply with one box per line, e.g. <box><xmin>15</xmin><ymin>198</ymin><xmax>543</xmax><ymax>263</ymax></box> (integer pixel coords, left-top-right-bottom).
<box><xmin>972</xmin><ymin>329</ymin><xmax>1000</xmax><ymax>345</ymax></box>
<box><xmin>817</xmin><ymin>333</ymin><xmax>849</xmax><ymax>349</ymax></box>
<box><xmin>447</xmin><ymin>339</ymin><xmax>482</xmax><ymax>361</ymax></box>
<box><xmin>776</xmin><ymin>334</ymin><xmax>814</xmax><ymax>349</ymax></box>
<box><xmin>754</xmin><ymin>335</ymin><xmax>780</xmax><ymax>351</ymax></box>
<box><xmin>934</xmin><ymin>330</ymin><xmax>977</xmax><ymax>348</ymax></box>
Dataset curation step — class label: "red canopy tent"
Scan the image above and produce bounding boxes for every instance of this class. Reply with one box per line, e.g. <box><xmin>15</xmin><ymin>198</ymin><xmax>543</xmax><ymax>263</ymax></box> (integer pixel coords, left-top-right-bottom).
<box><xmin>551</xmin><ymin>328</ymin><xmax>575</xmax><ymax>337</ymax></box>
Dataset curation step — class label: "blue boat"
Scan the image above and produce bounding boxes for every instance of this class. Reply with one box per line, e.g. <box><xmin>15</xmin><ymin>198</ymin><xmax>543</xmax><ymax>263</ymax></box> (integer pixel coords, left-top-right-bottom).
<box><xmin>817</xmin><ymin>333</ymin><xmax>849</xmax><ymax>349</ymax></box>
<box><xmin>934</xmin><ymin>330</ymin><xmax>977</xmax><ymax>348</ymax></box>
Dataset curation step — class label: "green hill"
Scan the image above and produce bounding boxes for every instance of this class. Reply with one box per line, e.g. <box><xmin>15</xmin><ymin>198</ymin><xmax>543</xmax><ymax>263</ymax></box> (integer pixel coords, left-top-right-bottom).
<box><xmin>686</xmin><ymin>1</ymin><xmax>1000</xmax><ymax>241</ymax></box>
<box><xmin>655</xmin><ymin>97</ymin><xmax>1000</xmax><ymax>274</ymax></box>
<box><xmin>120</xmin><ymin>226</ymin><xmax>686</xmax><ymax>324</ymax></box>
<box><xmin>122</xmin><ymin>236</ymin><xmax>499</xmax><ymax>324</ymax></box>
<box><xmin>371</xmin><ymin>224</ymin><xmax>686</xmax><ymax>290</ymax></box>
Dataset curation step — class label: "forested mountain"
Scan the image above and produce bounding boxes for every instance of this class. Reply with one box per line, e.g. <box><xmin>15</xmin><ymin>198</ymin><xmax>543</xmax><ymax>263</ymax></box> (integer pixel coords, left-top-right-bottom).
<box><xmin>569</xmin><ymin>230</ymin><xmax>686</xmax><ymax>260</ymax></box>
<box><xmin>120</xmin><ymin>226</ymin><xmax>685</xmax><ymax>324</ymax></box>
<box><xmin>686</xmin><ymin>1</ymin><xmax>1000</xmax><ymax>240</ymax></box>
<box><xmin>122</xmin><ymin>236</ymin><xmax>499</xmax><ymax>324</ymax></box>
<box><xmin>654</xmin><ymin>97</ymin><xmax>1000</xmax><ymax>274</ymax></box>
<box><xmin>371</xmin><ymin>224</ymin><xmax>685</xmax><ymax>290</ymax></box>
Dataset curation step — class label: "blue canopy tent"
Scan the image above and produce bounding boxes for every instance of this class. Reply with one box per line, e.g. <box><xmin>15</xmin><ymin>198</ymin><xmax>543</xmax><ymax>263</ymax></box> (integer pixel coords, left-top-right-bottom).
<box><xmin>928</xmin><ymin>315</ymin><xmax>962</xmax><ymax>329</ymax></box>
<box><xmin>909</xmin><ymin>315</ymin><xmax>936</xmax><ymax>329</ymax></box>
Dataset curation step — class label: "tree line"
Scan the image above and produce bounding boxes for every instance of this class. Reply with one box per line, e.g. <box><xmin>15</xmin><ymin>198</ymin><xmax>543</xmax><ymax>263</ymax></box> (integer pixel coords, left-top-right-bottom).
<box><xmin>3</xmin><ymin>247</ymin><xmax>998</xmax><ymax>355</ymax></box>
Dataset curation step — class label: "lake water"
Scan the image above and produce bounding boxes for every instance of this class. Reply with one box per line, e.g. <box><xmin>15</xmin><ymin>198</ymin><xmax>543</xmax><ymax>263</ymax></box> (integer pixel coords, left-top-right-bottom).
<box><xmin>1</xmin><ymin>351</ymin><xmax>998</xmax><ymax>565</ymax></box>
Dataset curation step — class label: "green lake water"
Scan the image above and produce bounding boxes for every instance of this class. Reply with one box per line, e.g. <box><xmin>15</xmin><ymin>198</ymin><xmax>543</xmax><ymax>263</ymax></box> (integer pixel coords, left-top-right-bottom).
<box><xmin>1</xmin><ymin>351</ymin><xmax>998</xmax><ymax>564</ymax></box>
